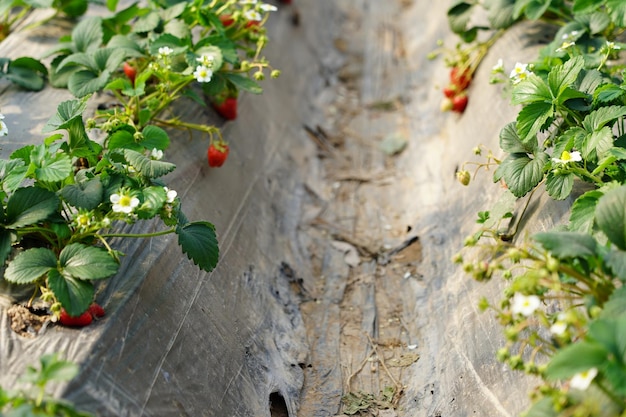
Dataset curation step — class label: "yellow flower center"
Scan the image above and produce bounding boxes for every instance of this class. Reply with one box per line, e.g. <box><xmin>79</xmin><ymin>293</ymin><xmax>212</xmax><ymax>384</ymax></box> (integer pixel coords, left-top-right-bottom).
<box><xmin>561</xmin><ymin>151</ymin><xmax>572</xmax><ymax>161</ymax></box>
<box><xmin>119</xmin><ymin>195</ymin><xmax>132</xmax><ymax>207</ymax></box>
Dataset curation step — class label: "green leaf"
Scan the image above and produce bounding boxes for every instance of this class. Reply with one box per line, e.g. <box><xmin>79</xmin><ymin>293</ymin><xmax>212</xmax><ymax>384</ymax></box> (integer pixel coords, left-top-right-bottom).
<box><xmin>56</xmin><ymin>52</ymin><xmax>97</xmax><ymax>72</ymax></box>
<box><xmin>133</xmin><ymin>11</ymin><xmax>161</xmax><ymax>33</ymax></box>
<box><xmin>521</xmin><ymin>0</ymin><xmax>551</xmax><ymax>20</ymax></box>
<box><xmin>569</xmin><ymin>189</ymin><xmax>603</xmax><ymax>233</ymax></box>
<box><xmin>60</xmin><ymin>243</ymin><xmax>119</xmax><ymax>280</ymax></box>
<box><xmin>43</xmin><ymin>97</ymin><xmax>89</xmax><ymax>133</ymax></box>
<box><xmin>223</xmin><ymin>72</ymin><xmax>263</xmax><ymax>94</ymax></box>
<box><xmin>176</xmin><ymin>221</ymin><xmax>219</xmax><ymax>272</ymax></box>
<box><xmin>499</xmin><ymin>122</ymin><xmax>536</xmax><ymax>153</ymax></box>
<box><xmin>607</xmin><ymin>0</ymin><xmax>626</xmax><ymax>27</ymax></box>
<box><xmin>583</xmin><ymin>105</ymin><xmax>626</xmax><ymax>132</ymax></box>
<box><xmin>511</xmin><ymin>73</ymin><xmax>552</xmax><ymax>105</ymax></box>
<box><xmin>4</xmin><ymin>248</ymin><xmax>57</xmax><ymax>284</ymax></box>
<box><xmin>60</xmin><ymin>178</ymin><xmax>103</xmax><ymax>210</ymax></box>
<box><xmin>5</xmin><ymin>187</ymin><xmax>60</xmax><ymax>228</ymax></box>
<box><xmin>589</xmin><ymin>11</ymin><xmax>611</xmax><ymax>34</ymax></box>
<box><xmin>485</xmin><ymin>0</ymin><xmax>517</xmax><ymax>29</ymax></box>
<box><xmin>601</xmin><ymin>286</ymin><xmax>626</xmax><ymax>318</ymax></box>
<box><xmin>30</xmin><ymin>146</ymin><xmax>73</xmax><ymax>182</ymax></box>
<box><xmin>573</xmin><ymin>0</ymin><xmax>601</xmax><ymax>14</ymax></box>
<box><xmin>0</xmin><ymin>229</ymin><xmax>12</xmax><ymax>267</ymax></box>
<box><xmin>596</xmin><ymin>185</ymin><xmax>626</xmax><ymax>250</ymax></box>
<box><xmin>73</xmin><ymin>16</ymin><xmax>103</xmax><ymax>52</ymax></box>
<box><xmin>588</xmin><ymin>318</ymin><xmax>626</xmax><ymax>360</ymax></box>
<box><xmin>447</xmin><ymin>1</ymin><xmax>475</xmax><ymax>34</ymax></box>
<box><xmin>498</xmin><ymin>152</ymin><xmax>549</xmax><ymax>197</ymax></box>
<box><xmin>68</xmin><ymin>69</ymin><xmax>112</xmax><ymax>97</ymax></box>
<box><xmin>5</xmin><ymin>57</ymin><xmax>48</xmax><ymax>91</ymax></box>
<box><xmin>606</xmin><ymin>250</ymin><xmax>626</xmax><ymax>282</ymax></box>
<box><xmin>0</xmin><ymin>158</ymin><xmax>28</xmax><ymax>193</ymax></box>
<box><xmin>48</xmin><ymin>268</ymin><xmax>94</xmax><ymax>317</ymax></box>
<box><xmin>108</xmin><ymin>129</ymin><xmax>141</xmax><ymax>151</ymax></box>
<box><xmin>141</xmin><ymin>125</ymin><xmax>170</xmax><ymax>151</ymax></box>
<box><xmin>548</xmin><ymin>56</ymin><xmax>584</xmax><ymax>99</ymax></box>
<box><xmin>516</xmin><ymin>101</ymin><xmax>554</xmax><ymax>141</ymax></box>
<box><xmin>164</xmin><ymin>19</ymin><xmax>191</xmax><ymax>40</ymax></box>
<box><xmin>546</xmin><ymin>171</ymin><xmax>574</xmax><ymax>200</ymax></box>
<box><xmin>137</xmin><ymin>186</ymin><xmax>166</xmax><ymax>219</ymax></box>
<box><xmin>38</xmin><ymin>353</ymin><xmax>79</xmax><ymax>383</ymax></box>
<box><xmin>582</xmin><ymin>126</ymin><xmax>614</xmax><ymax>161</ymax></box>
<box><xmin>123</xmin><ymin>149</ymin><xmax>176</xmax><ymax>178</ymax></box>
<box><xmin>545</xmin><ymin>341</ymin><xmax>608</xmax><ymax>380</ymax></box>
<box><xmin>595</xmin><ymin>84</ymin><xmax>625</xmax><ymax>104</ymax></box>
<box><xmin>534</xmin><ymin>231</ymin><xmax>598</xmax><ymax>258</ymax></box>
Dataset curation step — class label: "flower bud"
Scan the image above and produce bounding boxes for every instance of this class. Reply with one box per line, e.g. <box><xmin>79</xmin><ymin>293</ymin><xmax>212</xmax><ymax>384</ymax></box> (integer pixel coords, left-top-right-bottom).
<box><xmin>456</xmin><ymin>170</ymin><xmax>471</xmax><ymax>186</ymax></box>
<box><xmin>270</xmin><ymin>69</ymin><xmax>281</xmax><ymax>78</ymax></box>
<box><xmin>253</xmin><ymin>70</ymin><xmax>265</xmax><ymax>80</ymax></box>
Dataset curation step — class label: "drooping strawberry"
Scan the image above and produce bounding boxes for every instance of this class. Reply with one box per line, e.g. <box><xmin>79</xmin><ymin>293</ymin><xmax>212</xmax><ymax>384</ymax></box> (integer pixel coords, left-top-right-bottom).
<box><xmin>443</xmin><ymin>85</ymin><xmax>458</xmax><ymax>98</ymax></box>
<box><xmin>88</xmin><ymin>302</ymin><xmax>105</xmax><ymax>319</ymax></box>
<box><xmin>450</xmin><ymin>66</ymin><xmax>471</xmax><ymax>91</ymax></box>
<box><xmin>219</xmin><ymin>14</ymin><xmax>235</xmax><ymax>27</ymax></box>
<box><xmin>212</xmin><ymin>97</ymin><xmax>238</xmax><ymax>120</ymax></box>
<box><xmin>123</xmin><ymin>62</ymin><xmax>137</xmax><ymax>85</ymax></box>
<box><xmin>59</xmin><ymin>309</ymin><xmax>93</xmax><ymax>327</ymax></box>
<box><xmin>451</xmin><ymin>94</ymin><xmax>468</xmax><ymax>113</ymax></box>
<box><xmin>207</xmin><ymin>141</ymin><xmax>230</xmax><ymax>167</ymax></box>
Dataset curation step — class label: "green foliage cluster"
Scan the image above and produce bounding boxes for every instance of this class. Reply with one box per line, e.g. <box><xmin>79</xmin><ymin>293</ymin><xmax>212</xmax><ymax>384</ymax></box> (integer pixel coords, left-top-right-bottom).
<box><xmin>447</xmin><ymin>0</ymin><xmax>626</xmax><ymax>415</ymax></box>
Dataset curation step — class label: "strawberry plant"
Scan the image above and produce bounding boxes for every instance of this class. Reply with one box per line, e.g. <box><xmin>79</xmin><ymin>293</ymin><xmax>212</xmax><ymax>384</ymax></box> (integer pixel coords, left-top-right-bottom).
<box><xmin>445</xmin><ymin>0</ymin><xmax>626</xmax><ymax>415</ymax></box>
<box><xmin>0</xmin><ymin>97</ymin><xmax>219</xmax><ymax>320</ymax></box>
<box><xmin>41</xmin><ymin>0</ymin><xmax>280</xmax><ymax>157</ymax></box>
<box><xmin>0</xmin><ymin>353</ymin><xmax>94</xmax><ymax>416</ymax></box>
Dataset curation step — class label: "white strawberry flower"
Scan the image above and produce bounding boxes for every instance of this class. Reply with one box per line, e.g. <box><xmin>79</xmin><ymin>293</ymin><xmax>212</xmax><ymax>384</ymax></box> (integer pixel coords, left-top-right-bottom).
<box><xmin>552</xmin><ymin>150</ymin><xmax>582</xmax><ymax>165</ymax></box>
<box><xmin>0</xmin><ymin>113</ymin><xmax>7</xmax><ymax>136</ymax></box>
<box><xmin>110</xmin><ymin>191</ymin><xmax>140</xmax><ymax>214</ymax></box>
<box><xmin>259</xmin><ymin>3</ymin><xmax>277</xmax><ymax>12</ymax></box>
<box><xmin>244</xmin><ymin>9</ymin><xmax>262</xmax><ymax>21</ymax></box>
<box><xmin>492</xmin><ymin>58</ymin><xmax>504</xmax><ymax>73</ymax></box>
<box><xmin>550</xmin><ymin>313</ymin><xmax>568</xmax><ymax>336</ymax></box>
<box><xmin>164</xmin><ymin>187</ymin><xmax>177</xmax><ymax>203</ymax></box>
<box><xmin>510</xmin><ymin>62</ymin><xmax>532</xmax><ymax>84</ymax></box>
<box><xmin>193</xmin><ymin>65</ymin><xmax>213</xmax><ymax>83</ymax></box>
<box><xmin>197</xmin><ymin>54</ymin><xmax>215</xmax><ymax>67</ymax></box>
<box><xmin>151</xmin><ymin>148</ymin><xmax>164</xmax><ymax>160</ymax></box>
<box><xmin>511</xmin><ymin>293</ymin><xmax>540</xmax><ymax>316</ymax></box>
<box><xmin>158</xmin><ymin>46</ymin><xmax>174</xmax><ymax>57</ymax></box>
<box><xmin>570</xmin><ymin>368</ymin><xmax>598</xmax><ymax>390</ymax></box>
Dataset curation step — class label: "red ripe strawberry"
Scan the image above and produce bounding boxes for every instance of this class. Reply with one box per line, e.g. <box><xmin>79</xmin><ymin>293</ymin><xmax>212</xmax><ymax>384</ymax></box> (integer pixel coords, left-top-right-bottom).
<box><xmin>280</xmin><ymin>0</ymin><xmax>292</xmax><ymax>3</ymax></box>
<box><xmin>88</xmin><ymin>302</ymin><xmax>105</xmax><ymax>319</ymax></box>
<box><xmin>220</xmin><ymin>14</ymin><xmax>235</xmax><ymax>27</ymax></box>
<box><xmin>245</xmin><ymin>20</ymin><xmax>260</xmax><ymax>29</ymax></box>
<box><xmin>450</xmin><ymin>67</ymin><xmax>471</xmax><ymax>90</ymax></box>
<box><xmin>452</xmin><ymin>94</ymin><xmax>468</xmax><ymax>113</ymax></box>
<box><xmin>212</xmin><ymin>97</ymin><xmax>237</xmax><ymax>120</ymax></box>
<box><xmin>207</xmin><ymin>142</ymin><xmax>229</xmax><ymax>167</ymax></box>
<box><xmin>443</xmin><ymin>85</ymin><xmax>458</xmax><ymax>98</ymax></box>
<box><xmin>123</xmin><ymin>62</ymin><xmax>137</xmax><ymax>85</ymax></box>
<box><xmin>59</xmin><ymin>309</ymin><xmax>93</xmax><ymax>327</ymax></box>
